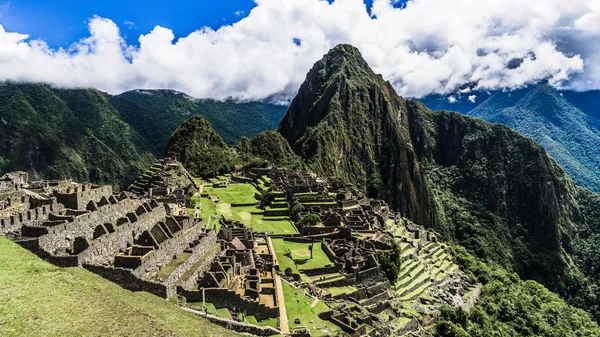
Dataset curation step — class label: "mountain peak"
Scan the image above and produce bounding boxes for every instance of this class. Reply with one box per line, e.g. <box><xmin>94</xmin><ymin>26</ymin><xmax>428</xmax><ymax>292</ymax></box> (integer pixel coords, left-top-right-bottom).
<box><xmin>278</xmin><ymin>44</ymin><xmax>390</xmax><ymax>146</ymax></box>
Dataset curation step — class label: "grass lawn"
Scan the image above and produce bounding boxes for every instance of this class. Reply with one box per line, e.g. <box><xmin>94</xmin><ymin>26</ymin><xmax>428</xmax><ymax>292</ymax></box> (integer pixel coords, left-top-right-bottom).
<box><xmin>281</xmin><ymin>280</ymin><xmax>340</xmax><ymax>336</ymax></box>
<box><xmin>208</xmin><ymin>183</ymin><xmax>259</xmax><ymax>205</ymax></box>
<box><xmin>283</xmin><ymin>241</ymin><xmax>333</xmax><ymax>271</ymax></box>
<box><xmin>0</xmin><ymin>238</ymin><xmax>236</xmax><ymax>337</ymax></box>
<box><xmin>325</xmin><ymin>286</ymin><xmax>358</xmax><ymax>297</ymax></box>
<box><xmin>271</xmin><ymin>239</ymin><xmax>333</xmax><ymax>274</ymax></box>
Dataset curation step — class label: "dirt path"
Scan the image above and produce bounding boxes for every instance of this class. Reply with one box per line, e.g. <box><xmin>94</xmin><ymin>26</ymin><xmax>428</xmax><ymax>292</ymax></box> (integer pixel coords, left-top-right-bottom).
<box><xmin>274</xmin><ymin>275</ymin><xmax>289</xmax><ymax>333</ymax></box>
<box><xmin>310</xmin><ymin>298</ymin><xmax>320</xmax><ymax>308</ymax></box>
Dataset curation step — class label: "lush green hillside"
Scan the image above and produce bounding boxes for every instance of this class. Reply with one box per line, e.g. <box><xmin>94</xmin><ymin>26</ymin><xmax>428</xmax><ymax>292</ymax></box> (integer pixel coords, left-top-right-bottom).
<box><xmin>111</xmin><ymin>89</ymin><xmax>288</xmax><ymax>154</ymax></box>
<box><xmin>0</xmin><ymin>83</ymin><xmax>155</xmax><ymax>189</ymax></box>
<box><xmin>165</xmin><ymin>115</ymin><xmax>235</xmax><ymax>178</ymax></box>
<box><xmin>0</xmin><ymin>237</ymin><xmax>236</xmax><ymax>337</ymax></box>
<box><xmin>436</xmin><ymin>246</ymin><xmax>600</xmax><ymax>337</ymax></box>
<box><xmin>407</xmin><ymin>104</ymin><xmax>577</xmax><ymax>292</ymax></box>
<box><xmin>418</xmin><ymin>85</ymin><xmax>600</xmax><ymax>193</ymax></box>
<box><xmin>277</xmin><ymin>44</ymin><xmax>600</xmax><ymax>327</ymax></box>
<box><xmin>165</xmin><ymin>115</ymin><xmax>304</xmax><ymax>178</ymax></box>
<box><xmin>467</xmin><ymin>84</ymin><xmax>600</xmax><ymax>193</ymax></box>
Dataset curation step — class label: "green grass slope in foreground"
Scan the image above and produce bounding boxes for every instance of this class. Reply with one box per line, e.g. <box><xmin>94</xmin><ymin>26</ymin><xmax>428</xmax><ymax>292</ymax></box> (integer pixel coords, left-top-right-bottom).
<box><xmin>0</xmin><ymin>237</ymin><xmax>236</xmax><ymax>337</ymax></box>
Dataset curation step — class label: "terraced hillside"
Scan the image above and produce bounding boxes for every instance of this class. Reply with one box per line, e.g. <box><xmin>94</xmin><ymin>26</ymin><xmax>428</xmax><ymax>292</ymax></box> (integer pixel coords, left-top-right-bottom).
<box><xmin>128</xmin><ymin>159</ymin><xmax>198</xmax><ymax>196</ymax></box>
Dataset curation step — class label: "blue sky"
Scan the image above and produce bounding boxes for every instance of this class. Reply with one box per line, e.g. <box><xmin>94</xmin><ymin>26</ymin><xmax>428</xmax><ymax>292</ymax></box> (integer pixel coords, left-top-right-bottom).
<box><xmin>0</xmin><ymin>0</ymin><xmax>260</xmax><ymax>47</ymax></box>
<box><xmin>0</xmin><ymin>0</ymin><xmax>391</xmax><ymax>48</ymax></box>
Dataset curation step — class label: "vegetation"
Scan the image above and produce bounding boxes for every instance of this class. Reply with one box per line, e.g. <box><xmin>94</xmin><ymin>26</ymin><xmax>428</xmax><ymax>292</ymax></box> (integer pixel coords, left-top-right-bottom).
<box><xmin>280</xmin><ymin>280</ymin><xmax>341</xmax><ymax>336</ymax></box>
<box><xmin>377</xmin><ymin>241</ymin><xmax>403</xmax><ymax>283</ymax></box>
<box><xmin>110</xmin><ymin>89</ymin><xmax>288</xmax><ymax>151</ymax></box>
<box><xmin>0</xmin><ymin>83</ymin><xmax>155</xmax><ymax>189</ymax></box>
<box><xmin>0</xmin><ymin>237</ymin><xmax>235</xmax><ymax>337</ymax></box>
<box><xmin>467</xmin><ymin>83</ymin><xmax>600</xmax><ymax>193</ymax></box>
<box><xmin>571</xmin><ymin>187</ymin><xmax>600</xmax><ymax>322</ymax></box>
<box><xmin>436</xmin><ymin>246</ymin><xmax>600</xmax><ymax>337</ymax></box>
<box><xmin>165</xmin><ymin>115</ymin><xmax>236</xmax><ymax>178</ymax></box>
<box><xmin>297</xmin><ymin>214</ymin><xmax>321</xmax><ymax>227</ymax></box>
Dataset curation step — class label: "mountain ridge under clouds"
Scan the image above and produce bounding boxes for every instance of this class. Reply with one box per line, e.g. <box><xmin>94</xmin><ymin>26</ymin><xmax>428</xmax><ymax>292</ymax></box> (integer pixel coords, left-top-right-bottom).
<box><xmin>419</xmin><ymin>84</ymin><xmax>600</xmax><ymax>193</ymax></box>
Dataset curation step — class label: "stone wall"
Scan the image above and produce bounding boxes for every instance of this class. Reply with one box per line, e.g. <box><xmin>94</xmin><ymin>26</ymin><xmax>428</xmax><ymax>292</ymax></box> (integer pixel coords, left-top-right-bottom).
<box><xmin>132</xmin><ymin>222</ymin><xmax>205</xmax><ymax>281</ymax></box>
<box><xmin>164</xmin><ymin>230</ymin><xmax>218</xmax><ymax>288</ymax></box>
<box><xmin>78</xmin><ymin>205</ymin><xmax>167</xmax><ymax>266</ymax></box>
<box><xmin>0</xmin><ymin>200</ymin><xmax>62</xmax><ymax>235</ymax></box>
<box><xmin>55</xmin><ymin>185</ymin><xmax>113</xmax><ymax>210</ymax></box>
<box><xmin>38</xmin><ymin>198</ymin><xmax>141</xmax><ymax>255</ymax></box>
<box><xmin>183</xmin><ymin>288</ymin><xmax>279</xmax><ymax>321</ymax></box>
<box><xmin>84</xmin><ymin>264</ymin><xmax>168</xmax><ymax>298</ymax></box>
<box><xmin>184</xmin><ymin>307</ymin><xmax>279</xmax><ymax>336</ymax></box>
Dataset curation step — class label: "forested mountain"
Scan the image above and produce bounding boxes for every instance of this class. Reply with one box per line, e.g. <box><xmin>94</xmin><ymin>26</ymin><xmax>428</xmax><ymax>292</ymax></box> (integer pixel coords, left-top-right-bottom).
<box><xmin>0</xmin><ymin>83</ymin><xmax>155</xmax><ymax>189</ymax></box>
<box><xmin>0</xmin><ymin>83</ymin><xmax>287</xmax><ymax>188</ymax></box>
<box><xmin>278</xmin><ymin>44</ymin><xmax>600</xmax><ymax>329</ymax></box>
<box><xmin>111</xmin><ymin>89</ymin><xmax>288</xmax><ymax>154</ymax></box>
<box><xmin>419</xmin><ymin>85</ymin><xmax>600</xmax><ymax>193</ymax></box>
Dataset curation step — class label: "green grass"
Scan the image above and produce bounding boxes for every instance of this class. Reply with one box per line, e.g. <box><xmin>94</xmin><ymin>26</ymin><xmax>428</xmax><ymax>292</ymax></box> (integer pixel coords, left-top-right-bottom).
<box><xmin>270</xmin><ymin>239</ymin><xmax>333</xmax><ymax>273</ymax></box>
<box><xmin>155</xmin><ymin>251</ymin><xmax>192</xmax><ymax>281</ymax></box>
<box><xmin>325</xmin><ymin>286</ymin><xmax>357</xmax><ymax>297</ymax></box>
<box><xmin>283</xmin><ymin>241</ymin><xmax>333</xmax><ymax>271</ymax></box>
<box><xmin>0</xmin><ymin>237</ymin><xmax>236</xmax><ymax>337</ymax></box>
<box><xmin>281</xmin><ymin>280</ymin><xmax>340</xmax><ymax>336</ymax></box>
<box><xmin>272</xmin><ymin>239</ymin><xmax>299</xmax><ymax>274</ymax></box>
<box><xmin>197</xmin><ymin>183</ymin><xmax>297</xmax><ymax>235</ymax></box>
<box><xmin>207</xmin><ymin>183</ymin><xmax>259</xmax><ymax>205</ymax></box>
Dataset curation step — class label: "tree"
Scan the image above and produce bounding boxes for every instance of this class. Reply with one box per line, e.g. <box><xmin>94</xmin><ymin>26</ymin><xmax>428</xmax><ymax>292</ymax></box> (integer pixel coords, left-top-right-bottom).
<box><xmin>298</xmin><ymin>214</ymin><xmax>321</xmax><ymax>227</ymax></box>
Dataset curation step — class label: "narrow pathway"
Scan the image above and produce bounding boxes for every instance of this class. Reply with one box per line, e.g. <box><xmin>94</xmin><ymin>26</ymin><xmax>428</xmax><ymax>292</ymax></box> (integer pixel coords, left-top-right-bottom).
<box><xmin>274</xmin><ymin>274</ymin><xmax>289</xmax><ymax>334</ymax></box>
<box><xmin>310</xmin><ymin>298</ymin><xmax>320</xmax><ymax>308</ymax></box>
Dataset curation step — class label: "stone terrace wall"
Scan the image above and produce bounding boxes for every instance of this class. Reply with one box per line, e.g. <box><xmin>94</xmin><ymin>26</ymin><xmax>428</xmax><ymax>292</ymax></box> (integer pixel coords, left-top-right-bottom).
<box><xmin>38</xmin><ymin>199</ymin><xmax>141</xmax><ymax>255</ymax></box>
<box><xmin>185</xmin><ymin>308</ymin><xmax>280</xmax><ymax>337</ymax></box>
<box><xmin>84</xmin><ymin>264</ymin><xmax>168</xmax><ymax>298</ymax></box>
<box><xmin>0</xmin><ymin>200</ymin><xmax>62</xmax><ymax>235</ymax></box>
<box><xmin>183</xmin><ymin>288</ymin><xmax>279</xmax><ymax>321</ymax></box>
<box><xmin>177</xmin><ymin>249</ymin><xmax>221</xmax><ymax>291</ymax></box>
<box><xmin>164</xmin><ymin>230</ymin><xmax>217</xmax><ymax>287</ymax></box>
<box><xmin>132</xmin><ymin>222</ymin><xmax>205</xmax><ymax>281</ymax></box>
<box><xmin>78</xmin><ymin>205</ymin><xmax>167</xmax><ymax>266</ymax></box>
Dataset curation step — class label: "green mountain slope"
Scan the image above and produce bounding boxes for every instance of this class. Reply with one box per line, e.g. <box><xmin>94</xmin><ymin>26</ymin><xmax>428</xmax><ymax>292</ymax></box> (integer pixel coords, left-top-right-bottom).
<box><xmin>111</xmin><ymin>89</ymin><xmax>288</xmax><ymax>154</ymax></box>
<box><xmin>277</xmin><ymin>44</ymin><xmax>600</xmax><ymax>324</ymax></box>
<box><xmin>0</xmin><ymin>237</ymin><xmax>235</xmax><ymax>337</ymax></box>
<box><xmin>278</xmin><ymin>44</ymin><xmax>436</xmax><ymax>226</ymax></box>
<box><xmin>467</xmin><ymin>84</ymin><xmax>600</xmax><ymax>192</ymax></box>
<box><xmin>164</xmin><ymin>115</ymin><xmax>235</xmax><ymax>178</ymax></box>
<box><xmin>0</xmin><ymin>83</ymin><xmax>155</xmax><ymax>189</ymax></box>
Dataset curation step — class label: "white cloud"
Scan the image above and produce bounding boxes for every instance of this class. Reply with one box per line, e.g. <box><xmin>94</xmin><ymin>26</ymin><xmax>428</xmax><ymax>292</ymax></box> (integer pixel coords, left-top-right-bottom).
<box><xmin>0</xmin><ymin>0</ymin><xmax>598</xmax><ymax>100</ymax></box>
<box><xmin>123</xmin><ymin>20</ymin><xmax>136</xmax><ymax>29</ymax></box>
<box><xmin>468</xmin><ymin>95</ymin><xmax>476</xmax><ymax>103</ymax></box>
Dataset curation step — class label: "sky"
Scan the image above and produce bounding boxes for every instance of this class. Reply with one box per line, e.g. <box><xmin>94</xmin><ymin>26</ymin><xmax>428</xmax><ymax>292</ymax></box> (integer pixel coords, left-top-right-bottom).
<box><xmin>0</xmin><ymin>0</ymin><xmax>598</xmax><ymax>100</ymax></box>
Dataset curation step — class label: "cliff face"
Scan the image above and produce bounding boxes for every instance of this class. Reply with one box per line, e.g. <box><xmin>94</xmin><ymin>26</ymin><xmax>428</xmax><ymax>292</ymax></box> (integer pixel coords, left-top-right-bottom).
<box><xmin>278</xmin><ymin>44</ymin><xmax>585</xmax><ymax>295</ymax></box>
<box><xmin>279</xmin><ymin>44</ymin><xmax>436</xmax><ymax>226</ymax></box>
<box><xmin>406</xmin><ymin>102</ymin><xmax>578</xmax><ymax>288</ymax></box>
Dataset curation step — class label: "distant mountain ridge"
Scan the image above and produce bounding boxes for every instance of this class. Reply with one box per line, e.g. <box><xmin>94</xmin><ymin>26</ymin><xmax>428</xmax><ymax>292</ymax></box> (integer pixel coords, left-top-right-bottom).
<box><xmin>0</xmin><ymin>83</ymin><xmax>287</xmax><ymax>188</ymax></box>
<box><xmin>419</xmin><ymin>85</ymin><xmax>600</xmax><ymax>192</ymax></box>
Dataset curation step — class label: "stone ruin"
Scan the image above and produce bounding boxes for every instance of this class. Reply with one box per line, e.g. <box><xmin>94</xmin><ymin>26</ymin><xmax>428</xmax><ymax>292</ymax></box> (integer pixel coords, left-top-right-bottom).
<box><xmin>0</xmin><ymin>172</ymin><xmax>218</xmax><ymax>299</ymax></box>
